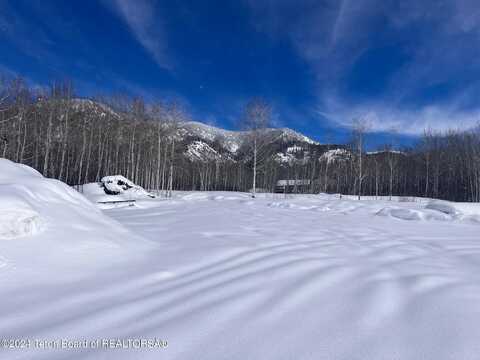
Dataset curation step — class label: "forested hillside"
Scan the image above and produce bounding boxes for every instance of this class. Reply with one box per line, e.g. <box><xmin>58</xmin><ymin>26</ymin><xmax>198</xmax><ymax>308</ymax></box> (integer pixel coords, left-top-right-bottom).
<box><xmin>1</xmin><ymin>77</ymin><xmax>479</xmax><ymax>201</ymax></box>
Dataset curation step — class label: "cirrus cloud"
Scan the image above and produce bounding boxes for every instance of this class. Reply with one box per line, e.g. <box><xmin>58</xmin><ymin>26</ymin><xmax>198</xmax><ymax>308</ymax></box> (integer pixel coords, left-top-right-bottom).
<box><xmin>246</xmin><ymin>0</ymin><xmax>480</xmax><ymax>135</ymax></box>
<box><xmin>105</xmin><ymin>0</ymin><xmax>172</xmax><ymax>71</ymax></box>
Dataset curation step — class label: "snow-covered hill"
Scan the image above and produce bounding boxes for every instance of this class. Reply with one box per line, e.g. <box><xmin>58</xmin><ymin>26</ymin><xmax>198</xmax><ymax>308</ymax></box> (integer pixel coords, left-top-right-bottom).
<box><xmin>185</xmin><ymin>140</ymin><xmax>224</xmax><ymax>162</ymax></box>
<box><xmin>179</xmin><ymin>121</ymin><xmax>245</xmax><ymax>153</ymax></box>
<box><xmin>66</xmin><ymin>99</ymin><xmax>320</xmax><ymax>154</ymax></box>
<box><xmin>60</xmin><ymin>98</ymin><xmax>324</xmax><ymax>163</ymax></box>
<box><xmin>180</xmin><ymin>120</ymin><xmax>319</xmax><ymax>155</ymax></box>
<box><xmin>71</xmin><ymin>98</ymin><xmax>121</xmax><ymax>118</ymax></box>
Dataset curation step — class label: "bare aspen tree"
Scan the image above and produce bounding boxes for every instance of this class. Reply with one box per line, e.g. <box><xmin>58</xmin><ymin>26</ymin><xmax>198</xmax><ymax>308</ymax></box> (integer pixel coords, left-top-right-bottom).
<box><xmin>351</xmin><ymin>119</ymin><xmax>368</xmax><ymax>200</ymax></box>
<box><xmin>386</xmin><ymin>128</ymin><xmax>398</xmax><ymax>201</ymax></box>
<box><xmin>164</xmin><ymin>100</ymin><xmax>186</xmax><ymax>197</ymax></box>
<box><xmin>241</xmin><ymin>98</ymin><xmax>272</xmax><ymax>198</ymax></box>
<box><xmin>421</xmin><ymin>130</ymin><xmax>433</xmax><ymax>198</ymax></box>
<box><xmin>43</xmin><ymin>89</ymin><xmax>55</xmax><ymax>177</ymax></box>
<box><xmin>58</xmin><ymin>81</ymin><xmax>73</xmax><ymax>181</ymax></box>
<box><xmin>151</xmin><ymin>102</ymin><xmax>166</xmax><ymax>193</ymax></box>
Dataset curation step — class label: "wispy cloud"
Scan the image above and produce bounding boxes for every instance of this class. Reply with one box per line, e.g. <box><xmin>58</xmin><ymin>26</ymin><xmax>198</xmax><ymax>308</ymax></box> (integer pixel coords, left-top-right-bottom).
<box><xmin>319</xmin><ymin>96</ymin><xmax>480</xmax><ymax>135</ymax></box>
<box><xmin>246</xmin><ymin>0</ymin><xmax>480</xmax><ymax>135</ymax></box>
<box><xmin>0</xmin><ymin>2</ymin><xmax>57</xmax><ymax>63</ymax></box>
<box><xmin>106</xmin><ymin>0</ymin><xmax>172</xmax><ymax>71</ymax></box>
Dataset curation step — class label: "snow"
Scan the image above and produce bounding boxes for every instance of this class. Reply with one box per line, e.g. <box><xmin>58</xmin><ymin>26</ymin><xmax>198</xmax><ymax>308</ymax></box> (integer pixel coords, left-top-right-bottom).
<box><xmin>276</xmin><ymin>179</ymin><xmax>311</xmax><ymax>186</ymax></box>
<box><xmin>0</xmin><ymin>159</ymin><xmax>152</xmax><ymax>283</ymax></box>
<box><xmin>277</xmin><ymin>127</ymin><xmax>319</xmax><ymax>145</ymax></box>
<box><xmin>181</xmin><ymin>121</ymin><xmax>319</xmax><ymax>154</ymax></box>
<box><xmin>71</xmin><ymin>98</ymin><xmax>120</xmax><ymax>119</ymax></box>
<box><xmin>426</xmin><ymin>200</ymin><xmax>480</xmax><ymax>223</ymax></box>
<box><xmin>0</xmin><ymin>207</ymin><xmax>43</xmax><ymax>239</ymax></box>
<box><xmin>286</xmin><ymin>145</ymin><xmax>303</xmax><ymax>153</ymax></box>
<box><xmin>274</xmin><ymin>151</ymin><xmax>296</xmax><ymax>164</ymax></box>
<box><xmin>376</xmin><ymin>206</ymin><xmax>452</xmax><ymax>221</ymax></box>
<box><xmin>319</xmin><ymin>148</ymin><xmax>350</xmax><ymax>163</ymax></box>
<box><xmin>185</xmin><ymin>140</ymin><xmax>222</xmax><ymax>162</ymax></box>
<box><xmin>82</xmin><ymin>176</ymin><xmax>154</xmax><ymax>205</ymax></box>
<box><xmin>367</xmin><ymin>149</ymin><xmax>405</xmax><ymax>156</ymax></box>
<box><xmin>180</xmin><ymin>121</ymin><xmax>244</xmax><ymax>153</ymax></box>
<box><xmin>2</xmin><ymin>165</ymin><xmax>480</xmax><ymax>359</ymax></box>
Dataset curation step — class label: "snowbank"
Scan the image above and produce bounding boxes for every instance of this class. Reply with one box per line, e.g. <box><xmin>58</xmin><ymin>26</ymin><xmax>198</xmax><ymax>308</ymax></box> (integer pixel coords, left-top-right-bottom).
<box><xmin>0</xmin><ymin>161</ymin><xmax>45</xmax><ymax>239</ymax></box>
<box><xmin>372</xmin><ymin>199</ymin><xmax>480</xmax><ymax>223</ymax></box>
<box><xmin>426</xmin><ymin>200</ymin><xmax>462</xmax><ymax>216</ymax></box>
<box><xmin>0</xmin><ymin>159</ymin><xmax>151</xmax><ymax>280</ymax></box>
<box><xmin>376</xmin><ymin>206</ymin><xmax>451</xmax><ymax>221</ymax></box>
<box><xmin>426</xmin><ymin>200</ymin><xmax>480</xmax><ymax>223</ymax></box>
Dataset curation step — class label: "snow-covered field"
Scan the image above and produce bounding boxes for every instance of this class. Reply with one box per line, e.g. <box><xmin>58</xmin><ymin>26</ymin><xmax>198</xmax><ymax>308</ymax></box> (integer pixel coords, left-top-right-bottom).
<box><xmin>2</xmin><ymin>160</ymin><xmax>480</xmax><ymax>359</ymax></box>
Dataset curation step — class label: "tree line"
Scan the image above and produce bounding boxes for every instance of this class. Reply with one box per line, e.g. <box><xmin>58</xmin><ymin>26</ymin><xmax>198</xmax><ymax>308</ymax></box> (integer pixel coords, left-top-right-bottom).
<box><xmin>1</xmin><ymin>76</ymin><xmax>479</xmax><ymax>202</ymax></box>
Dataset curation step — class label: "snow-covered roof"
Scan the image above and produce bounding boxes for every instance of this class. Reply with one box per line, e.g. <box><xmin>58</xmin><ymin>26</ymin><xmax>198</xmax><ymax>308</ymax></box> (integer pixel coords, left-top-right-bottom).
<box><xmin>276</xmin><ymin>179</ymin><xmax>311</xmax><ymax>186</ymax></box>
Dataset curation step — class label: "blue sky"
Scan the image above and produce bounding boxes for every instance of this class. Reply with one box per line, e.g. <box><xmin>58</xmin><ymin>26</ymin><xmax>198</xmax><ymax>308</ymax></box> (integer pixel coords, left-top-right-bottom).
<box><xmin>1</xmin><ymin>0</ymin><xmax>480</xmax><ymax>146</ymax></box>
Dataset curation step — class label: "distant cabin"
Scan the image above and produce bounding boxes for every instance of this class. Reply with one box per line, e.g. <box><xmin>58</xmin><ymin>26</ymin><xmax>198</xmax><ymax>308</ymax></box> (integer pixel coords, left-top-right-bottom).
<box><xmin>275</xmin><ymin>179</ymin><xmax>311</xmax><ymax>193</ymax></box>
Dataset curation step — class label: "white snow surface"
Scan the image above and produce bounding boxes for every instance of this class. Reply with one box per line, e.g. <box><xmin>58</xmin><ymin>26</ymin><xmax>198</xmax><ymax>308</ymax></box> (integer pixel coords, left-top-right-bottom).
<box><xmin>2</xmin><ymin>173</ymin><xmax>480</xmax><ymax>359</ymax></box>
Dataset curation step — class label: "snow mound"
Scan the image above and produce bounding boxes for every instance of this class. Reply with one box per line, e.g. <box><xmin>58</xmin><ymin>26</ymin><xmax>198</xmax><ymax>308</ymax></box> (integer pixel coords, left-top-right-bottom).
<box><xmin>0</xmin><ymin>159</ymin><xmax>151</xmax><ymax>278</ymax></box>
<box><xmin>426</xmin><ymin>200</ymin><xmax>462</xmax><ymax>216</ymax></box>
<box><xmin>376</xmin><ymin>207</ymin><xmax>450</xmax><ymax>221</ymax></box>
<box><xmin>0</xmin><ymin>159</ymin><xmax>113</xmax><ymax>236</ymax></box>
<box><xmin>83</xmin><ymin>176</ymin><xmax>155</xmax><ymax>204</ymax></box>
<box><xmin>376</xmin><ymin>200</ymin><xmax>480</xmax><ymax>223</ymax></box>
<box><xmin>426</xmin><ymin>200</ymin><xmax>480</xmax><ymax>223</ymax></box>
<box><xmin>102</xmin><ymin>175</ymin><xmax>155</xmax><ymax>198</ymax></box>
<box><xmin>0</xmin><ymin>163</ymin><xmax>46</xmax><ymax>239</ymax></box>
<box><xmin>266</xmin><ymin>196</ymin><xmax>480</xmax><ymax>224</ymax></box>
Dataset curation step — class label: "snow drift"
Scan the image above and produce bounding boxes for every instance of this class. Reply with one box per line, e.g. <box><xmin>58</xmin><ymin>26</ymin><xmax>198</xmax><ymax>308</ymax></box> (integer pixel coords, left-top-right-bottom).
<box><xmin>0</xmin><ymin>161</ymin><xmax>50</xmax><ymax>239</ymax></box>
<box><xmin>0</xmin><ymin>159</ymin><xmax>151</xmax><ymax>281</ymax></box>
<box><xmin>377</xmin><ymin>200</ymin><xmax>480</xmax><ymax>223</ymax></box>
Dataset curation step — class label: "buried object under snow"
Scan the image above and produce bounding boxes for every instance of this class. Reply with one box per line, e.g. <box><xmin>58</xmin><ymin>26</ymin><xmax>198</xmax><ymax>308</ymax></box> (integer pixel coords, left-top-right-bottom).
<box><xmin>101</xmin><ymin>175</ymin><xmax>155</xmax><ymax>198</ymax></box>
